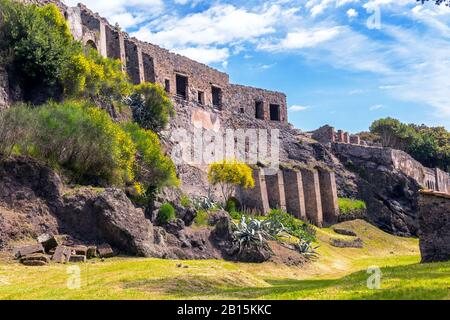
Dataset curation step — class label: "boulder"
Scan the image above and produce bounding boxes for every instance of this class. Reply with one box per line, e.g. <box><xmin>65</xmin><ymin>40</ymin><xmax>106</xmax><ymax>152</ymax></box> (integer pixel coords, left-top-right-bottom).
<box><xmin>91</xmin><ymin>189</ymin><xmax>154</xmax><ymax>256</ymax></box>
<box><xmin>20</xmin><ymin>253</ymin><xmax>49</xmax><ymax>265</ymax></box>
<box><xmin>22</xmin><ymin>260</ymin><xmax>47</xmax><ymax>267</ymax></box>
<box><xmin>164</xmin><ymin>219</ymin><xmax>185</xmax><ymax>236</ymax></box>
<box><xmin>52</xmin><ymin>245</ymin><xmax>72</xmax><ymax>263</ymax></box>
<box><xmin>97</xmin><ymin>243</ymin><xmax>114</xmax><ymax>258</ymax></box>
<box><xmin>233</xmin><ymin>243</ymin><xmax>273</xmax><ymax>263</ymax></box>
<box><xmin>87</xmin><ymin>246</ymin><xmax>97</xmax><ymax>259</ymax></box>
<box><xmin>37</xmin><ymin>233</ymin><xmax>61</xmax><ymax>253</ymax></box>
<box><xmin>14</xmin><ymin>244</ymin><xmax>45</xmax><ymax>259</ymax></box>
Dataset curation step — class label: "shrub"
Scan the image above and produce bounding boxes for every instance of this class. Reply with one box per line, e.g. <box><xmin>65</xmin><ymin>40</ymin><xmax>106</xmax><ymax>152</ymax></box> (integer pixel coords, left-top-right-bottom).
<box><xmin>128</xmin><ymin>83</ymin><xmax>175</xmax><ymax>133</ymax></box>
<box><xmin>0</xmin><ymin>102</ymin><xmax>136</xmax><ymax>184</ymax></box>
<box><xmin>225</xmin><ymin>197</ymin><xmax>240</xmax><ymax>213</ymax></box>
<box><xmin>194</xmin><ymin>210</ymin><xmax>209</xmax><ymax>226</ymax></box>
<box><xmin>157</xmin><ymin>203</ymin><xmax>176</xmax><ymax>225</ymax></box>
<box><xmin>266</xmin><ymin>209</ymin><xmax>316</xmax><ymax>242</ymax></box>
<box><xmin>208</xmin><ymin>160</ymin><xmax>255</xmax><ymax>202</ymax></box>
<box><xmin>0</xmin><ymin>1</ymin><xmax>78</xmax><ymax>102</ymax></box>
<box><xmin>180</xmin><ymin>195</ymin><xmax>192</xmax><ymax>208</ymax></box>
<box><xmin>338</xmin><ymin>198</ymin><xmax>367</xmax><ymax>216</ymax></box>
<box><xmin>122</xmin><ymin>122</ymin><xmax>178</xmax><ymax>189</ymax></box>
<box><xmin>64</xmin><ymin>48</ymin><xmax>132</xmax><ymax>103</ymax></box>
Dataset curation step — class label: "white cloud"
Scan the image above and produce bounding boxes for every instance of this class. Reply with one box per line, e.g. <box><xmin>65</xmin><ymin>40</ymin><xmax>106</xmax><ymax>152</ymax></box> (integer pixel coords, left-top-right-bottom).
<box><xmin>369</xmin><ymin>104</ymin><xmax>384</xmax><ymax>111</ymax></box>
<box><xmin>289</xmin><ymin>105</ymin><xmax>310</xmax><ymax>112</ymax></box>
<box><xmin>346</xmin><ymin>8</ymin><xmax>358</xmax><ymax>18</ymax></box>
<box><xmin>258</xmin><ymin>26</ymin><xmax>342</xmax><ymax>51</ymax></box>
<box><xmin>132</xmin><ymin>4</ymin><xmax>285</xmax><ymax>49</ymax></box>
<box><xmin>172</xmin><ymin>47</ymin><xmax>229</xmax><ymax>64</ymax></box>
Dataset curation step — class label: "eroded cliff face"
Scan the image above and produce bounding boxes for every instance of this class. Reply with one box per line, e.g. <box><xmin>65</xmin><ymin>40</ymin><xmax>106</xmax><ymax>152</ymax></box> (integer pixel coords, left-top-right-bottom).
<box><xmin>332</xmin><ymin>143</ymin><xmax>421</xmax><ymax>236</ymax></box>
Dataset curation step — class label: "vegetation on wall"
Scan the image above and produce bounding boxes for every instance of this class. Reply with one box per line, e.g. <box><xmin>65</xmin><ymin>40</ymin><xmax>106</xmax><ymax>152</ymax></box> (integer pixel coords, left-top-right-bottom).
<box><xmin>368</xmin><ymin>117</ymin><xmax>450</xmax><ymax>172</ymax></box>
<box><xmin>0</xmin><ymin>1</ymin><xmax>177</xmax><ymax>198</ymax></box>
<box><xmin>128</xmin><ymin>83</ymin><xmax>175</xmax><ymax>133</ymax></box>
<box><xmin>0</xmin><ymin>101</ymin><xmax>177</xmax><ymax>189</ymax></box>
<box><xmin>0</xmin><ymin>0</ymin><xmax>77</xmax><ymax>102</ymax></box>
<box><xmin>208</xmin><ymin>160</ymin><xmax>255</xmax><ymax>202</ymax></box>
<box><xmin>338</xmin><ymin>198</ymin><xmax>367</xmax><ymax>216</ymax></box>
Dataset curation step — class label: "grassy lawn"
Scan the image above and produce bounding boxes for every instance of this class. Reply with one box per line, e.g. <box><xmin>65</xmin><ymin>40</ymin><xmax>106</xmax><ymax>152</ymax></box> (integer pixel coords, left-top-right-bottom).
<box><xmin>0</xmin><ymin>220</ymin><xmax>448</xmax><ymax>300</ymax></box>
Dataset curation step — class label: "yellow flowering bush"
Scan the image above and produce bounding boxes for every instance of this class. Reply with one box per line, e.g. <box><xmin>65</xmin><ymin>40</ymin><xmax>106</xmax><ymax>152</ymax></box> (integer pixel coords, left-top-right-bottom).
<box><xmin>208</xmin><ymin>160</ymin><xmax>255</xmax><ymax>201</ymax></box>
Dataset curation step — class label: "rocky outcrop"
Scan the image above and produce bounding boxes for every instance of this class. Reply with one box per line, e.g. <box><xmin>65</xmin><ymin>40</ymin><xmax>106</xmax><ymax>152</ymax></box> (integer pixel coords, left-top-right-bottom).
<box><xmin>332</xmin><ymin>144</ymin><xmax>420</xmax><ymax>236</ymax></box>
<box><xmin>0</xmin><ymin>66</ymin><xmax>9</xmax><ymax>111</ymax></box>
<box><xmin>418</xmin><ymin>191</ymin><xmax>450</xmax><ymax>263</ymax></box>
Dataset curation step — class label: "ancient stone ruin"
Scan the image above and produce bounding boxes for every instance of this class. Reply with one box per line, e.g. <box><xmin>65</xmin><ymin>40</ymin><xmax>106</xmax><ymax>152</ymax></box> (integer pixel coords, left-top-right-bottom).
<box><xmin>418</xmin><ymin>191</ymin><xmax>450</xmax><ymax>263</ymax></box>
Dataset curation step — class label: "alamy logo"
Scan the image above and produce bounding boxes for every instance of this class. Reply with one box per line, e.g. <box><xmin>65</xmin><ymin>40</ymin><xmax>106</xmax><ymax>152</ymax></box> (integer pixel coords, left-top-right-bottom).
<box><xmin>67</xmin><ymin>266</ymin><xmax>81</xmax><ymax>290</ymax></box>
<box><xmin>367</xmin><ymin>266</ymin><xmax>382</xmax><ymax>289</ymax></box>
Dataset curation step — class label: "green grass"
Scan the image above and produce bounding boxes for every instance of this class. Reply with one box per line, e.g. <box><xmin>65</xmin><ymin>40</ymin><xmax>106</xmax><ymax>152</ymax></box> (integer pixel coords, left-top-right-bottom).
<box><xmin>0</xmin><ymin>220</ymin><xmax>448</xmax><ymax>300</ymax></box>
<box><xmin>338</xmin><ymin>198</ymin><xmax>367</xmax><ymax>215</ymax></box>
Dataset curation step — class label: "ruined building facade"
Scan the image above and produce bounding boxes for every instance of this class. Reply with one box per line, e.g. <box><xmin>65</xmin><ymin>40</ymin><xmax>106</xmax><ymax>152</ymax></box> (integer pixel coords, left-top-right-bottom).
<box><xmin>64</xmin><ymin>4</ymin><xmax>288</xmax><ymax>124</ymax></box>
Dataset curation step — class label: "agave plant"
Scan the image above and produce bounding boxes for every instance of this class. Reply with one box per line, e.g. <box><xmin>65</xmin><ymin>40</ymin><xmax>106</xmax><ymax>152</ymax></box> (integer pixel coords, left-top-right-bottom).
<box><xmin>232</xmin><ymin>216</ymin><xmax>285</xmax><ymax>250</ymax></box>
<box><xmin>295</xmin><ymin>239</ymin><xmax>320</xmax><ymax>260</ymax></box>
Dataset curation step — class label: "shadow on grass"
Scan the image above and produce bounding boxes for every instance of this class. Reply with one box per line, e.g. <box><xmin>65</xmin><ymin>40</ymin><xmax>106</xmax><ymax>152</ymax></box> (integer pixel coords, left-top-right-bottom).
<box><xmin>121</xmin><ymin>262</ymin><xmax>450</xmax><ymax>300</ymax></box>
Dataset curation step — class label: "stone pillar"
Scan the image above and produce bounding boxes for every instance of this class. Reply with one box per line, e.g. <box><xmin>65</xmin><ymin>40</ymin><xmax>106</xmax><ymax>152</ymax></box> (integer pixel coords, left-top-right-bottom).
<box><xmin>99</xmin><ymin>21</ymin><xmax>107</xmax><ymax>58</ymax></box>
<box><xmin>66</xmin><ymin>7</ymin><xmax>83</xmax><ymax>41</ymax></box>
<box><xmin>344</xmin><ymin>132</ymin><xmax>351</xmax><ymax>144</ymax></box>
<box><xmin>350</xmin><ymin>135</ymin><xmax>361</xmax><ymax>145</ymax></box>
<box><xmin>137</xmin><ymin>46</ymin><xmax>145</xmax><ymax>84</ymax></box>
<box><xmin>283</xmin><ymin>169</ymin><xmax>307</xmax><ymax>220</ymax></box>
<box><xmin>266</xmin><ymin>170</ymin><xmax>286</xmax><ymax>211</ymax></box>
<box><xmin>337</xmin><ymin>130</ymin><xmax>345</xmax><ymax>143</ymax></box>
<box><xmin>300</xmin><ymin>168</ymin><xmax>323</xmax><ymax>227</ymax></box>
<box><xmin>238</xmin><ymin>168</ymin><xmax>270</xmax><ymax>215</ymax></box>
<box><xmin>318</xmin><ymin>170</ymin><xmax>339</xmax><ymax>226</ymax></box>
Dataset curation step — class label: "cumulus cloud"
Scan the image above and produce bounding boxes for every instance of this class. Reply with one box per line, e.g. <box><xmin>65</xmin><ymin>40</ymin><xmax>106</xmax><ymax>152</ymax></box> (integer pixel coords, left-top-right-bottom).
<box><xmin>289</xmin><ymin>105</ymin><xmax>310</xmax><ymax>112</ymax></box>
<box><xmin>346</xmin><ymin>8</ymin><xmax>358</xmax><ymax>18</ymax></box>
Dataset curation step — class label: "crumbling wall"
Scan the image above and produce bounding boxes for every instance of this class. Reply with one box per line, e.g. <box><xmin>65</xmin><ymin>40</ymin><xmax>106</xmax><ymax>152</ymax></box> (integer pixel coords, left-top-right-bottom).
<box><xmin>225</xmin><ymin>84</ymin><xmax>288</xmax><ymax>123</ymax></box>
<box><xmin>419</xmin><ymin>191</ymin><xmax>450</xmax><ymax>263</ymax></box>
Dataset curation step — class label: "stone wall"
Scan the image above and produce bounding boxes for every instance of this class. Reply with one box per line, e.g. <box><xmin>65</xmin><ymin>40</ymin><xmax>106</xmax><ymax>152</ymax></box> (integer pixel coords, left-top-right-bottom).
<box><xmin>238</xmin><ymin>167</ymin><xmax>339</xmax><ymax>226</ymax></box>
<box><xmin>333</xmin><ymin>143</ymin><xmax>450</xmax><ymax>194</ymax></box>
<box><xmin>418</xmin><ymin>191</ymin><xmax>450</xmax><ymax>263</ymax></box>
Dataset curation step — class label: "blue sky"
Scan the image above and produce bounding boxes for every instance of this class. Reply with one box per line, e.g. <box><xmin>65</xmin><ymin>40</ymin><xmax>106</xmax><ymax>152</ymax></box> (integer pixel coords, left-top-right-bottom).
<box><xmin>64</xmin><ymin>0</ymin><xmax>450</xmax><ymax>133</ymax></box>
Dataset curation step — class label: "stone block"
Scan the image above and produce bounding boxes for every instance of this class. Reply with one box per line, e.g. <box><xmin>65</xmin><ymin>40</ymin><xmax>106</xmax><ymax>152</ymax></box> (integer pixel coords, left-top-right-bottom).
<box><xmin>97</xmin><ymin>243</ymin><xmax>114</xmax><ymax>258</ymax></box>
<box><xmin>300</xmin><ymin>168</ymin><xmax>323</xmax><ymax>227</ymax></box>
<box><xmin>20</xmin><ymin>253</ymin><xmax>49</xmax><ymax>265</ymax></box>
<box><xmin>52</xmin><ymin>245</ymin><xmax>72</xmax><ymax>264</ymax></box>
<box><xmin>87</xmin><ymin>246</ymin><xmax>97</xmax><ymax>259</ymax></box>
<box><xmin>71</xmin><ymin>245</ymin><xmax>88</xmax><ymax>256</ymax></box>
<box><xmin>282</xmin><ymin>169</ymin><xmax>306</xmax><ymax>220</ymax></box>
<box><xmin>69</xmin><ymin>255</ymin><xmax>87</xmax><ymax>263</ymax></box>
<box><xmin>37</xmin><ymin>233</ymin><xmax>61</xmax><ymax>253</ymax></box>
<box><xmin>419</xmin><ymin>192</ymin><xmax>450</xmax><ymax>263</ymax></box>
<box><xmin>14</xmin><ymin>244</ymin><xmax>45</xmax><ymax>259</ymax></box>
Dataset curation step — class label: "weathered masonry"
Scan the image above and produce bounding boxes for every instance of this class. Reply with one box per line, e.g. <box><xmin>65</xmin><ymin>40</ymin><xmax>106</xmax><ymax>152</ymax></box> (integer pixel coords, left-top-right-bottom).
<box><xmin>64</xmin><ymin>4</ymin><xmax>288</xmax><ymax>123</ymax></box>
<box><xmin>418</xmin><ymin>191</ymin><xmax>450</xmax><ymax>263</ymax></box>
<box><xmin>238</xmin><ymin>168</ymin><xmax>339</xmax><ymax>227</ymax></box>
<box><xmin>333</xmin><ymin>143</ymin><xmax>450</xmax><ymax>194</ymax></box>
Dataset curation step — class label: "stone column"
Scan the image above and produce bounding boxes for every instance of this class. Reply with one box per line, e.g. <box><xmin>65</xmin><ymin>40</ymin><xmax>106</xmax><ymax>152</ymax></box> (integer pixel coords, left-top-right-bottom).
<box><xmin>337</xmin><ymin>130</ymin><xmax>345</xmax><ymax>143</ymax></box>
<box><xmin>266</xmin><ymin>170</ymin><xmax>287</xmax><ymax>211</ymax></box>
<box><xmin>137</xmin><ymin>46</ymin><xmax>145</xmax><ymax>84</ymax></box>
<box><xmin>99</xmin><ymin>21</ymin><xmax>108</xmax><ymax>58</ymax></box>
<box><xmin>300</xmin><ymin>168</ymin><xmax>323</xmax><ymax>227</ymax></box>
<box><xmin>318</xmin><ymin>169</ymin><xmax>339</xmax><ymax>226</ymax></box>
<box><xmin>283</xmin><ymin>169</ymin><xmax>307</xmax><ymax>220</ymax></box>
<box><xmin>344</xmin><ymin>132</ymin><xmax>351</xmax><ymax>144</ymax></box>
<box><xmin>238</xmin><ymin>168</ymin><xmax>270</xmax><ymax>215</ymax></box>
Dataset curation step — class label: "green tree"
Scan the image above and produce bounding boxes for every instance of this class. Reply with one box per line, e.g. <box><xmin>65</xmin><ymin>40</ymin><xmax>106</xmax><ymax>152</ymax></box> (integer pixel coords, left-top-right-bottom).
<box><xmin>208</xmin><ymin>160</ymin><xmax>255</xmax><ymax>202</ymax></box>
<box><xmin>0</xmin><ymin>1</ymin><xmax>77</xmax><ymax>102</ymax></box>
<box><xmin>128</xmin><ymin>83</ymin><xmax>175</xmax><ymax>133</ymax></box>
